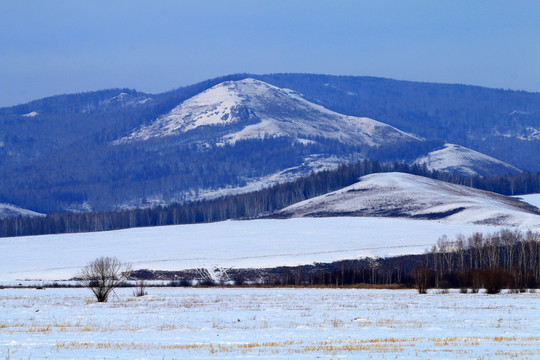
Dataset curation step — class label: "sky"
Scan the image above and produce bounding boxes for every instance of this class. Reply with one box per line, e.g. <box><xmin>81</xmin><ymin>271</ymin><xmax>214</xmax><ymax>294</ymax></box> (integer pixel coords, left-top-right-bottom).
<box><xmin>1</xmin><ymin>0</ymin><xmax>539</xmax><ymax>107</ymax></box>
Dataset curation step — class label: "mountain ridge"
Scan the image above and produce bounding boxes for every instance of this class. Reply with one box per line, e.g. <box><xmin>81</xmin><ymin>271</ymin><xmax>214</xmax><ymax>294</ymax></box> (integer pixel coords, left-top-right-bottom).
<box><xmin>116</xmin><ymin>78</ymin><xmax>421</xmax><ymax>148</ymax></box>
<box><xmin>0</xmin><ymin>74</ymin><xmax>538</xmax><ymax>213</ymax></box>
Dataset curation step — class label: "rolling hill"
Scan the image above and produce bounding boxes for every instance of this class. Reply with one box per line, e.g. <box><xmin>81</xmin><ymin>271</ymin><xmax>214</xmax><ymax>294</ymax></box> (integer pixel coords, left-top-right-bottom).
<box><xmin>414</xmin><ymin>143</ymin><xmax>521</xmax><ymax>177</ymax></box>
<box><xmin>277</xmin><ymin>172</ymin><xmax>540</xmax><ymax>228</ymax></box>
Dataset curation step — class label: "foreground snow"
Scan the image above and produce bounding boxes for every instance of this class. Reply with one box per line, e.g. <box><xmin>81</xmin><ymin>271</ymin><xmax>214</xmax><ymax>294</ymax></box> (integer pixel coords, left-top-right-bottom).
<box><xmin>0</xmin><ymin>217</ymin><xmax>530</xmax><ymax>282</ymax></box>
<box><xmin>1</xmin><ymin>287</ymin><xmax>538</xmax><ymax>359</ymax></box>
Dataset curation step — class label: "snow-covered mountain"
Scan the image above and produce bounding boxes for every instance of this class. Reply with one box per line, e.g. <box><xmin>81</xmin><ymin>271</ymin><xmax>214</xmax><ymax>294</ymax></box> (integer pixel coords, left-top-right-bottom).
<box><xmin>277</xmin><ymin>172</ymin><xmax>540</xmax><ymax>229</ymax></box>
<box><xmin>0</xmin><ymin>75</ymin><xmax>534</xmax><ymax>213</ymax></box>
<box><xmin>117</xmin><ymin>78</ymin><xmax>420</xmax><ymax>147</ymax></box>
<box><xmin>0</xmin><ymin>203</ymin><xmax>43</xmax><ymax>220</ymax></box>
<box><xmin>109</xmin><ymin>79</ymin><xmax>528</xmax><ymax>210</ymax></box>
<box><xmin>415</xmin><ymin>143</ymin><xmax>521</xmax><ymax>177</ymax></box>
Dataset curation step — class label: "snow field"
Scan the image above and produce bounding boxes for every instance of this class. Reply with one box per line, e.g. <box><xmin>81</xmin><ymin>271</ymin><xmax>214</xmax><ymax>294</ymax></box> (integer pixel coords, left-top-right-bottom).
<box><xmin>517</xmin><ymin>193</ymin><xmax>540</xmax><ymax>209</ymax></box>
<box><xmin>0</xmin><ymin>217</ymin><xmax>521</xmax><ymax>282</ymax></box>
<box><xmin>1</xmin><ymin>287</ymin><xmax>539</xmax><ymax>359</ymax></box>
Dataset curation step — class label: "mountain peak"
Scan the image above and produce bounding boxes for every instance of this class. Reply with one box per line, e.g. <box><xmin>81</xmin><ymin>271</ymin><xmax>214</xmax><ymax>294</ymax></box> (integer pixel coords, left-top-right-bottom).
<box><xmin>116</xmin><ymin>79</ymin><xmax>419</xmax><ymax>147</ymax></box>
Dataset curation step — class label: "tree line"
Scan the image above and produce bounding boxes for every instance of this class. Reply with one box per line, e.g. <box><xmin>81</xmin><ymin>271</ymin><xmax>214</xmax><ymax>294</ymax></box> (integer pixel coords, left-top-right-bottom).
<box><xmin>1</xmin><ymin>159</ymin><xmax>539</xmax><ymax>238</ymax></box>
<box><xmin>132</xmin><ymin>229</ymin><xmax>539</xmax><ymax>294</ymax></box>
<box><xmin>414</xmin><ymin>229</ymin><xmax>540</xmax><ymax>293</ymax></box>
<box><xmin>170</xmin><ymin>229</ymin><xmax>538</xmax><ymax>293</ymax></box>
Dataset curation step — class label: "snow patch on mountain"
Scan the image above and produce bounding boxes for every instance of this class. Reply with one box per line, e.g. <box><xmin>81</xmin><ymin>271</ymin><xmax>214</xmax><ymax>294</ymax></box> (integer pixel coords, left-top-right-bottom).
<box><xmin>414</xmin><ymin>143</ymin><xmax>521</xmax><ymax>176</ymax></box>
<box><xmin>116</xmin><ymin>78</ymin><xmax>420</xmax><ymax>147</ymax></box>
<box><xmin>277</xmin><ymin>172</ymin><xmax>540</xmax><ymax>229</ymax></box>
<box><xmin>0</xmin><ymin>203</ymin><xmax>43</xmax><ymax>220</ymax></box>
<box><xmin>518</xmin><ymin>127</ymin><xmax>540</xmax><ymax>141</ymax></box>
<box><xmin>22</xmin><ymin>111</ymin><xmax>38</xmax><ymax>117</ymax></box>
<box><xmin>101</xmin><ymin>92</ymin><xmax>152</xmax><ymax>108</ymax></box>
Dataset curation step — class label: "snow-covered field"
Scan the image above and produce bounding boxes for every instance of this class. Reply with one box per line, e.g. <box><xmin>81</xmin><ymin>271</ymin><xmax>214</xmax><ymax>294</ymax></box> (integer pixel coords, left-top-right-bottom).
<box><xmin>0</xmin><ymin>217</ymin><xmax>526</xmax><ymax>283</ymax></box>
<box><xmin>517</xmin><ymin>193</ymin><xmax>540</xmax><ymax>209</ymax></box>
<box><xmin>1</xmin><ymin>287</ymin><xmax>538</xmax><ymax>359</ymax></box>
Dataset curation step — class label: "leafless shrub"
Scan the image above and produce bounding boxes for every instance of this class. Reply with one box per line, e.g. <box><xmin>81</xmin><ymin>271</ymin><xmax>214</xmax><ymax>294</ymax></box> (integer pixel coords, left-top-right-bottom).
<box><xmin>133</xmin><ymin>279</ymin><xmax>147</xmax><ymax>297</ymax></box>
<box><xmin>413</xmin><ymin>264</ymin><xmax>432</xmax><ymax>294</ymax></box>
<box><xmin>79</xmin><ymin>256</ymin><xmax>131</xmax><ymax>302</ymax></box>
<box><xmin>481</xmin><ymin>267</ymin><xmax>508</xmax><ymax>294</ymax></box>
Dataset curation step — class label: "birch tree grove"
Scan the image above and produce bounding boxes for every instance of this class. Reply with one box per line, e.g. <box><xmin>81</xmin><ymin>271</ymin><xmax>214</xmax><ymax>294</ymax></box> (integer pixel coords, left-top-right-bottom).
<box><xmin>426</xmin><ymin>229</ymin><xmax>539</xmax><ymax>292</ymax></box>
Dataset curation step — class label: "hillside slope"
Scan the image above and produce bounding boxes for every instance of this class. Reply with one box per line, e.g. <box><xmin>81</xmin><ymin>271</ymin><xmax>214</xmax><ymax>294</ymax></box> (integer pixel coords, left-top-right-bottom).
<box><xmin>277</xmin><ymin>172</ymin><xmax>540</xmax><ymax>228</ymax></box>
<box><xmin>0</xmin><ymin>204</ymin><xmax>43</xmax><ymax>220</ymax></box>
<box><xmin>414</xmin><ymin>143</ymin><xmax>521</xmax><ymax>177</ymax></box>
<box><xmin>253</xmin><ymin>74</ymin><xmax>540</xmax><ymax>172</ymax></box>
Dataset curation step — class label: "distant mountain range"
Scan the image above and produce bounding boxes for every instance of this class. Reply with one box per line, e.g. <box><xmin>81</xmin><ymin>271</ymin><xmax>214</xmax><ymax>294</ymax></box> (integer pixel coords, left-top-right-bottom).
<box><xmin>0</xmin><ymin>74</ymin><xmax>538</xmax><ymax>214</ymax></box>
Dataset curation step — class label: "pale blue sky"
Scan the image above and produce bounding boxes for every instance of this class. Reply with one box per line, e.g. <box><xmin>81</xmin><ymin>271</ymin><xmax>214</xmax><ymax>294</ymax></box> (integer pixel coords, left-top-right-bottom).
<box><xmin>1</xmin><ymin>0</ymin><xmax>539</xmax><ymax>107</ymax></box>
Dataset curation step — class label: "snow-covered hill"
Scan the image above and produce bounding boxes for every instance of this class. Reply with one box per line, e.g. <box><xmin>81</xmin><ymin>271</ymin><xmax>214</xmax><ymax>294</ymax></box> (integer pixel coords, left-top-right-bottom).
<box><xmin>277</xmin><ymin>172</ymin><xmax>540</xmax><ymax>228</ymax></box>
<box><xmin>0</xmin><ymin>203</ymin><xmax>42</xmax><ymax>220</ymax></box>
<box><xmin>117</xmin><ymin>78</ymin><xmax>420</xmax><ymax>147</ymax></box>
<box><xmin>415</xmin><ymin>143</ymin><xmax>521</xmax><ymax>176</ymax></box>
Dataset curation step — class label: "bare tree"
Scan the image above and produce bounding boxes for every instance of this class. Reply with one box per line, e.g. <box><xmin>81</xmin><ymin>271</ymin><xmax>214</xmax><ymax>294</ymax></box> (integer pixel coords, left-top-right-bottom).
<box><xmin>79</xmin><ymin>256</ymin><xmax>131</xmax><ymax>302</ymax></box>
<box><xmin>455</xmin><ymin>234</ymin><xmax>466</xmax><ymax>273</ymax></box>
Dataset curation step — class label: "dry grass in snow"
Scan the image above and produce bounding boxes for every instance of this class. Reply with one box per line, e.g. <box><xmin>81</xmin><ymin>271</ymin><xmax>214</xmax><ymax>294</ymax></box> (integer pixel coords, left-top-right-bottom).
<box><xmin>1</xmin><ymin>287</ymin><xmax>539</xmax><ymax>359</ymax></box>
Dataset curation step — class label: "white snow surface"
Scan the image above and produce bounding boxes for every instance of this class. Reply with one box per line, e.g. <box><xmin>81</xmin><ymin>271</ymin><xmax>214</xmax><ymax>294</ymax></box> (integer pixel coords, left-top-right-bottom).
<box><xmin>0</xmin><ymin>217</ymin><xmax>526</xmax><ymax>282</ymax></box>
<box><xmin>414</xmin><ymin>143</ymin><xmax>521</xmax><ymax>176</ymax></box>
<box><xmin>0</xmin><ymin>203</ymin><xmax>43</xmax><ymax>219</ymax></box>
<box><xmin>515</xmin><ymin>193</ymin><xmax>540</xmax><ymax>209</ymax></box>
<box><xmin>279</xmin><ymin>172</ymin><xmax>540</xmax><ymax>228</ymax></box>
<box><xmin>117</xmin><ymin>78</ymin><xmax>419</xmax><ymax>146</ymax></box>
<box><xmin>1</xmin><ymin>287</ymin><xmax>538</xmax><ymax>359</ymax></box>
<box><xmin>21</xmin><ymin>111</ymin><xmax>38</xmax><ymax>117</ymax></box>
<box><xmin>519</xmin><ymin>126</ymin><xmax>540</xmax><ymax>141</ymax></box>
